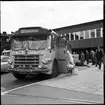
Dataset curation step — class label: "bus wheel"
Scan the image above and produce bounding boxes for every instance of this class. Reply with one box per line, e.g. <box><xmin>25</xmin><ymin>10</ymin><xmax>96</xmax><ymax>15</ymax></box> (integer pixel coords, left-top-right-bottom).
<box><xmin>12</xmin><ymin>72</ymin><xmax>27</xmax><ymax>79</ymax></box>
<box><xmin>51</xmin><ymin>61</ymin><xmax>58</xmax><ymax>78</ymax></box>
<box><xmin>68</xmin><ymin>70</ymin><xmax>72</xmax><ymax>74</ymax></box>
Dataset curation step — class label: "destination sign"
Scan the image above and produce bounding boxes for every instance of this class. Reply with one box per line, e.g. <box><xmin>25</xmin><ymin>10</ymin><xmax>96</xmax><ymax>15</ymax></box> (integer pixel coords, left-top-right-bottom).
<box><xmin>20</xmin><ymin>29</ymin><xmax>40</xmax><ymax>34</ymax></box>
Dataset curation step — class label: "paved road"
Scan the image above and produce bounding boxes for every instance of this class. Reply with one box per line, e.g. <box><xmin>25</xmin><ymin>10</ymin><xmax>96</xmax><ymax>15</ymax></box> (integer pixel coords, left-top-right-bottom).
<box><xmin>1</xmin><ymin>85</ymin><xmax>102</xmax><ymax>104</ymax></box>
<box><xmin>1</xmin><ymin>65</ymin><xmax>89</xmax><ymax>91</ymax></box>
<box><xmin>1</xmin><ymin>73</ymin><xmax>51</xmax><ymax>91</ymax></box>
<box><xmin>1</xmin><ymin>64</ymin><xmax>103</xmax><ymax>104</ymax></box>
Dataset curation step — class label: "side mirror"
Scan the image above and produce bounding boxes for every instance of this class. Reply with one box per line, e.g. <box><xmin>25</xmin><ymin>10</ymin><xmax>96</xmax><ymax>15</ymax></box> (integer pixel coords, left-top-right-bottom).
<box><xmin>47</xmin><ymin>46</ymin><xmax>52</xmax><ymax>53</ymax></box>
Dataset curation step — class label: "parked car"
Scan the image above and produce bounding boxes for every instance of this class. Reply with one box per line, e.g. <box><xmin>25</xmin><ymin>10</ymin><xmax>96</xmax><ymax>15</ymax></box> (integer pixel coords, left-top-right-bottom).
<box><xmin>1</xmin><ymin>55</ymin><xmax>10</xmax><ymax>73</ymax></box>
<box><xmin>2</xmin><ymin>49</ymin><xmax>11</xmax><ymax>56</ymax></box>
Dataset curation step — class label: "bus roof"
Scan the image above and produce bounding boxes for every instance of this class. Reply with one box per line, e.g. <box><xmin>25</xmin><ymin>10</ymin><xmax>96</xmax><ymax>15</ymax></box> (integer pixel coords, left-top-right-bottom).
<box><xmin>13</xmin><ymin>27</ymin><xmax>51</xmax><ymax>37</ymax></box>
<box><xmin>19</xmin><ymin>27</ymin><xmax>49</xmax><ymax>30</ymax></box>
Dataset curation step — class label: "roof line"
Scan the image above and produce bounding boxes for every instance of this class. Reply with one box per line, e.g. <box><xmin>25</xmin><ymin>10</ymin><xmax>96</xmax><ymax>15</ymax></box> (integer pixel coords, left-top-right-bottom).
<box><xmin>53</xmin><ymin>19</ymin><xmax>103</xmax><ymax>30</ymax></box>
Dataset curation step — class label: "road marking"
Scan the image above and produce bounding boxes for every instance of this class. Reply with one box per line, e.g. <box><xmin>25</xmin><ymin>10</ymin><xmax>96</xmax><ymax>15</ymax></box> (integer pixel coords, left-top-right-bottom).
<box><xmin>1</xmin><ymin>81</ymin><xmax>42</xmax><ymax>95</ymax></box>
<box><xmin>1</xmin><ymin>71</ymin><xmax>103</xmax><ymax>104</ymax></box>
<box><xmin>1</xmin><ymin>80</ymin><xmax>102</xmax><ymax>104</ymax></box>
<box><xmin>1</xmin><ymin>79</ymin><xmax>103</xmax><ymax>104</ymax></box>
<box><xmin>1</xmin><ymin>72</ymin><xmax>103</xmax><ymax>95</ymax></box>
<box><xmin>1</xmin><ymin>73</ymin><xmax>67</xmax><ymax>95</ymax></box>
<box><xmin>5</xmin><ymin>93</ymin><xmax>102</xmax><ymax>104</ymax></box>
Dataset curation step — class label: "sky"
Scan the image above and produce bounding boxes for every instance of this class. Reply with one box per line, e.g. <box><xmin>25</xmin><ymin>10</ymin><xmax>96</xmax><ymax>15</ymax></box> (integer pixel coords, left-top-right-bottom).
<box><xmin>1</xmin><ymin>1</ymin><xmax>103</xmax><ymax>34</ymax></box>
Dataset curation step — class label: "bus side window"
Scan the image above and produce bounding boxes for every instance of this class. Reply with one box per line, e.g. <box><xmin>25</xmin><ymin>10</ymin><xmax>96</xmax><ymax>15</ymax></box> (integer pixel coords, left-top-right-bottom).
<box><xmin>57</xmin><ymin>37</ymin><xmax>66</xmax><ymax>48</ymax></box>
<box><xmin>51</xmin><ymin>34</ymin><xmax>56</xmax><ymax>49</ymax></box>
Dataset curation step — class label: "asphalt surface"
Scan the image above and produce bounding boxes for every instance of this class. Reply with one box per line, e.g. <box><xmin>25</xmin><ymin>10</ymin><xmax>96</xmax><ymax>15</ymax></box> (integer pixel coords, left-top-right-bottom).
<box><xmin>1</xmin><ymin>64</ymin><xmax>103</xmax><ymax>104</ymax></box>
<box><xmin>1</xmin><ymin>65</ymin><xmax>89</xmax><ymax>91</ymax></box>
<box><xmin>1</xmin><ymin>73</ymin><xmax>51</xmax><ymax>91</ymax></box>
<box><xmin>1</xmin><ymin>84</ymin><xmax>102</xmax><ymax>104</ymax></box>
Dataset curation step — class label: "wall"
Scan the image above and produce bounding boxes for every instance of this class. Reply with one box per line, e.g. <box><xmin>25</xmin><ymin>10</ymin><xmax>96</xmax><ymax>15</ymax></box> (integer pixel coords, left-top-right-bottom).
<box><xmin>69</xmin><ymin>37</ymin><xmax>103</xmax><ymax>49</ymax></box>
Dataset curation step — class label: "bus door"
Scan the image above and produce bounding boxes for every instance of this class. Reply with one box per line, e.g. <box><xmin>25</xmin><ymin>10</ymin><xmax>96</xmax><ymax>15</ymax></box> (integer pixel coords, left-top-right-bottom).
<box><xmin>57</xmin><ymin>36</ymin><xmax>68</xmax><ymax>73</ymax></box>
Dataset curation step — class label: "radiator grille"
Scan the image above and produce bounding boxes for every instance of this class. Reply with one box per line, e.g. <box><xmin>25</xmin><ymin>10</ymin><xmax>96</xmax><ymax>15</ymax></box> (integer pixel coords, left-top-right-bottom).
<box><xmin>14</xmin><ymin>55</ymin><xmax>39</xmax><ymax>68</ymax></box>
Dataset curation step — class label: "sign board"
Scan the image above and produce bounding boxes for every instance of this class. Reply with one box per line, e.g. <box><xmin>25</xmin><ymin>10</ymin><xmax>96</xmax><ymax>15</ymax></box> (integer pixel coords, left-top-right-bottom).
<box><xmin>20</xmin><ymin>29</ymin><xmax>40</xmax><ymax>34</ymax></box>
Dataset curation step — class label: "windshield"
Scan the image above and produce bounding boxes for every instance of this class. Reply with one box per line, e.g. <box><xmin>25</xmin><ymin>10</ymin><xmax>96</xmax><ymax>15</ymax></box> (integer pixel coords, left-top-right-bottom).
<box><xmin>12</xmin><ymin>35</ymin><xmax>51</xmax><ymax>50</ymax></box>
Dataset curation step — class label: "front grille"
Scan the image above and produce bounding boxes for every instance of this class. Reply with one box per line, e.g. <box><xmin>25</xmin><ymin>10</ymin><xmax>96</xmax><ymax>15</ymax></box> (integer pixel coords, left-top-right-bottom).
<box><xmin>14</xmin><ymin>55</ymin><xmax>39</xmax><ymax>68</ymax></box>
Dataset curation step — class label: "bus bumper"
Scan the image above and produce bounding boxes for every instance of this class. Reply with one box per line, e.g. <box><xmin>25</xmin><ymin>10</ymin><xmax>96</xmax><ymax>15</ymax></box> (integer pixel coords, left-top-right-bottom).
<box><xmin>8</xmin><ymin>67</ymin><xmax>51</xmax><ymax>74</ymax></box>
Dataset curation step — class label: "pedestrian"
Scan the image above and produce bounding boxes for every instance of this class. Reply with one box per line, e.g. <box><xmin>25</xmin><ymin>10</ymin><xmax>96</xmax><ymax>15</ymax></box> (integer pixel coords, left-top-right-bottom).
<box><xmin>66</xmin><ymin>42</ymin><xmax>75</xmax><ymax>74</ymax></box>
<box><xmin>95</xmin><ymin>49</ymin><xmax>98</xmax><ymax>67</ymax></box>
<box><xmin>96</xmin><ymin>47</ymin><xmax>103</xmax><ymax>69</ymax></box>
<box><xmin>90</xmin><ymin>50</ymin><xmax>95</xmax><ymax>65</ymax></box>
<box><xmin>79</xmin><ymin>52</ymin><xmax>81</xmax><ymax>61</ymax></box>
<box><xmin>85</xmin><ymin>50</ymin><xmax>89</xmax><ymax>64</ymax></box>
<box><xmin>80</xmin><ymin>51</ymin><xmax>85</xmax><ymax>65</ymax></box>
<box><xmin>103</xmin><ymin>50</ymin><xmax>105</xmax><ymax>70</ymax></box>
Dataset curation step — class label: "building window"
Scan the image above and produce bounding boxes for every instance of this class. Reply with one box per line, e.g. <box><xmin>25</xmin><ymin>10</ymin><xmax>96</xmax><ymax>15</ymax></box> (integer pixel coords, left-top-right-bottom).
<box><xmin>75</xmin><ymin>34</ymin><xmax>79</xmax><ymax>40</ymax></box>
<box><xmin>96</xmin><ymin>28</ymin><xmax>101</xmax><ymax>38</ymax></box>
<box><xmin>75</xmin><ymin>32</ymin><xmax>80</xmax><ymax>40</ymax></box>
<box><xmin>71</xmin><ymin>33</ymin><xmax>74</xmax><ymax>40</ymax></box>
<box><xmin>80</xmin><ymin>31</ymin><xmax>84</xmax><ymax>39</ymax></box>
<box><xmin>66</xmin><ymin>33</ymin><xmax>69</xmax><ymax>40</ymax></box>
<box><xmin>85</xmin><ymin>30</ymin><xmax>89</xmax><ymax>39</ymax></box>
<box><xmin>90</xmin><ymin>29</ymin><xmax>95</xmax><ymax>38</ymax></box>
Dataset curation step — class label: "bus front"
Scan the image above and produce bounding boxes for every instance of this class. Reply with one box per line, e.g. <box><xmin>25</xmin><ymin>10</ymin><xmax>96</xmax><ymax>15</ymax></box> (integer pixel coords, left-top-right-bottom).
<box><xmin>8</xmin><ymin>27</ymin><xmax>55</xmax><ymax>79</ymax></box>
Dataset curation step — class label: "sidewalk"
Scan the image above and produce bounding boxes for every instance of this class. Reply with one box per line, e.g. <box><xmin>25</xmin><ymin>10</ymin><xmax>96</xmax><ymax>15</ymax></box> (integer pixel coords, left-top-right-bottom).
<box><xmin>1</xmin><ymin>65</ymin><xmax>104</xmax><ymax>104</ymax></box>
<box><xmin>37</xmin><ymin>64</ymin><xmax>104</xmax><ymax>96</ymax></box>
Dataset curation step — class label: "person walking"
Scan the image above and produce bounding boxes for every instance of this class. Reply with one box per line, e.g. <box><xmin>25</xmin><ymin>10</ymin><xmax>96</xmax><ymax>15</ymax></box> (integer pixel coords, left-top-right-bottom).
<box><xmin>96</xmin><ymin>47</ymin><xmax>103</xmax><ymax>69</ymax></box>
<box><xmin>85</xmin><ymin>50</ymin><xmax>89</xmax><ymax>64</ymax></box>
<box><xmin>90</xmin><ymin>50</ymin><xmax>95</xmax><ymax>65</ymax></box>
<box><xmin>103</xmin><ymin>50</ymin><xmax>105</xmax><ymax>70</ymax></box>
<box><xmin>95</xmin><ymin>49</ymin><xmax>98</xmax><ymax>67</ymax></box>
<box><xmin>80</xmin><ymin>51</ymin><xmax>85</xmax><ymax>65</ymax></box>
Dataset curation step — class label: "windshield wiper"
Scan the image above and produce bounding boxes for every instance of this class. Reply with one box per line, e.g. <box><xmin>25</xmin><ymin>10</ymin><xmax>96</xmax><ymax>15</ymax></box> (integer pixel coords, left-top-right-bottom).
<box><xmin>37</xmin><ymin>41</ymin><xmax>47</xmax><ymax>50</ymax></box>
<box><xmin>21</xmin><ymin>41</ymin><xmax>29</xmax><ymax>49</ymax></box>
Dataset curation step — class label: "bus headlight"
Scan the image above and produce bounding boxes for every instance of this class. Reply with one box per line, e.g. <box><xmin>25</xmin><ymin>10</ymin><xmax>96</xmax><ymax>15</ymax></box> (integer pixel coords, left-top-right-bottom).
<box><xmin>7</xmin><ymin>58</ymin><xmax>13</xmax><ymax>65</ymax></box>
<box><xmin>7</xmin><ymin>58</ymin><xmax>14</xmax><ymax>68</ymax></box>
<box><xmin>38</xmin><ymin>65</ymin><xmax>42</xmax><ymax>69</ymax></box>
<box><xmin>38</xmin><ymin>65</ymin><xmax>48</xmax><ymax>69</ymax></box>
<box><xmin>42</xmin><ymin>58</ymin><xmax>52</xmax><ymax>65</ymax></box>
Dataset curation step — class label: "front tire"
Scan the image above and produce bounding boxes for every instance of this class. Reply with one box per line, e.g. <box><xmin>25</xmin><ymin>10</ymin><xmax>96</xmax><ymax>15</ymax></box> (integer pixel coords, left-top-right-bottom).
<box><xmin>51</xmin><ymin>61</ymin><xmax>59</xmax><ymax>78</ymax></box>
<box><xmin>68</xmin><ymin>70</ymin><xmax>73</xmax><ymax>74</ymax></box>
<box><xmin>12</xmin><ymin>72</ymin><xmax>27</xmax><ymax>79</ymax></box>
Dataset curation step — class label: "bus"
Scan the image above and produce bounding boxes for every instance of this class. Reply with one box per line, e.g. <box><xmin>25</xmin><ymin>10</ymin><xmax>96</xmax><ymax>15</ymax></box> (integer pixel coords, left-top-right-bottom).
<box><xmin>8</xmin><ymin>27</ymin><xmax>74</xmax><ymax>79</ymax></box>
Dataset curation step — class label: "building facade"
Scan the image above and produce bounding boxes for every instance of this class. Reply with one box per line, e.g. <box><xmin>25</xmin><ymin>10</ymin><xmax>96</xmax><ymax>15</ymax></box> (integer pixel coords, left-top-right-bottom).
<box><xmin>53</xmin><ymin>19</ymin><xmax>103</xmax><ymax>53</ymax></box>
<box><xmin>1</xmin><ymin>33</ymin><xmax>11</xmax><ymax>54</ymax></box>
